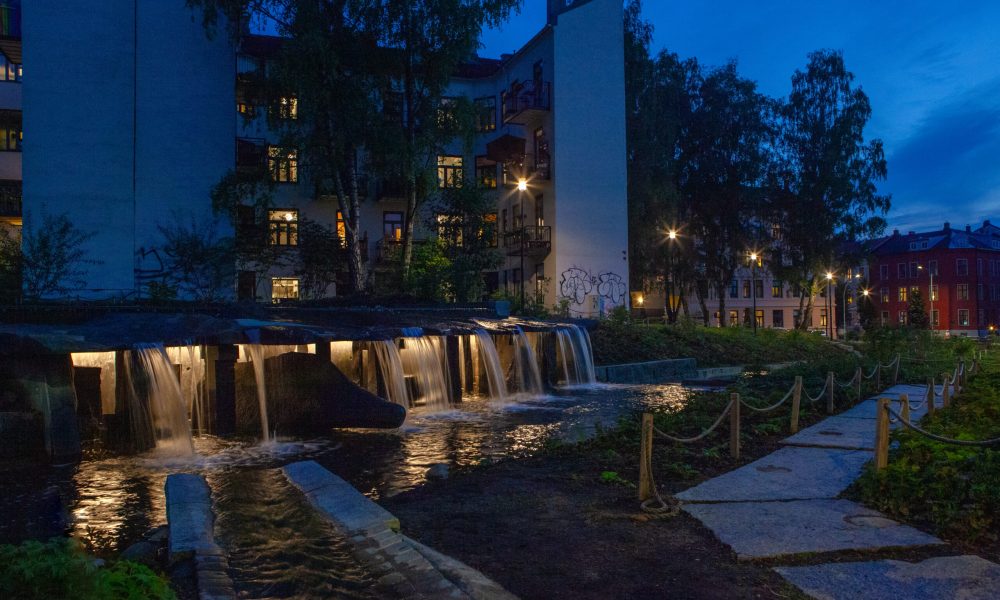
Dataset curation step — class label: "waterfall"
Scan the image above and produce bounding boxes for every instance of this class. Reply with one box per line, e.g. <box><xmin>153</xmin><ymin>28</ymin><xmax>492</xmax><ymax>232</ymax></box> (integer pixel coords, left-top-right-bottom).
<box><xmin>554</xmin><ymin>326</ymin><xmax>597</xmax><ymax>386</ymax></box>
<box><xmin>474</xmin><ymin>330</ymin><xmax>508</xmax><ymax>403</ymax></box>
<box><xmin>243</xmin><ymin>345</ymin><xmax>271</xmax><ymax>442</ymax></box>
<box><xmin>399</xmin><ymin>335</ymin><xmax>451</xmax><ymax>411</ymax></box>
<box><xmin>123</xmin><ymin>344</ymin><xmax>194</xmax><ymax>455</ymax></box>
<box><xmin>185</xmin><ymin>346</ymin><xmax>207</xmax><ymax>434</ymax></box>
<box><xmin>371</xmin><ymin>340</ymin><xmax>409</xmax><ymax>407</ymax></box>
<box><xmin>512</xmin><ymin>327</ymin><xmax>544</xmax><ymax>396</ymax></box>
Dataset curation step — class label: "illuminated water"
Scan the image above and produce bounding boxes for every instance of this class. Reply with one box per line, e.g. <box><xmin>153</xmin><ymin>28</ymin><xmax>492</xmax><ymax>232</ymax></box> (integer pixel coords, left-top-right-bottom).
<box><xmin>0</xmin><ymin>382</ymin><xmax>694</xmax><ymax>591</ymax></box>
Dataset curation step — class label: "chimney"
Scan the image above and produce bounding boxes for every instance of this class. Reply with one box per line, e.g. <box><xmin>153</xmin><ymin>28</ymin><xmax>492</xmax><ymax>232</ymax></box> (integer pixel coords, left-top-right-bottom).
<box><xmin>966</xmin><ymin>225</ymin><xmax>972</xmax><ymax>233</ymax></box>
<box><xmin>944</xmin><ymin>222</ymin><xmax>951</xmax><ymax>231</ymax></box>
<box><xmin>892</xmin><ymin>229</ymin><xmax>900</xmax><ymax>237</ymax></box>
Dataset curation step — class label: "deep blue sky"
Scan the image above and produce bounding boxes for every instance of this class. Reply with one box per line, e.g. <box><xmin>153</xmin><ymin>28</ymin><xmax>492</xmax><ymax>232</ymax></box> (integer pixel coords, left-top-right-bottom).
<box><xmin>480</xmin><ymin>0</ymin><xmax>1000</xmax><ymax>233</ymax></box>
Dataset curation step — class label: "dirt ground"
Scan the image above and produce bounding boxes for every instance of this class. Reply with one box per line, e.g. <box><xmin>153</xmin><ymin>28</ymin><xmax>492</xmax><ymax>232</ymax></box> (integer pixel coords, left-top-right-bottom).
<box><xmin>383</xmin><ymin>449</ymin><xmax>808</xmax><ymax>600</ymax></box>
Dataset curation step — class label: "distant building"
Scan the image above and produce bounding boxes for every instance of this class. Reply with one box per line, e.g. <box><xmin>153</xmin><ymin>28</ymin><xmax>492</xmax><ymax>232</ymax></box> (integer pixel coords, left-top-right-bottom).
<box><xmin>0</xmin><ymin>0</ymin><xmax>21</xmax><ymax>234</ymax></box>
<box><xmin>866</xmin><ymin>221</ymin><xmax>1000</xmax><ymax>336</ymax></box>
<box><xmin>19</xmin><ymin>0</ymin><xmax>629</xmax><ymax>315</ymax></box>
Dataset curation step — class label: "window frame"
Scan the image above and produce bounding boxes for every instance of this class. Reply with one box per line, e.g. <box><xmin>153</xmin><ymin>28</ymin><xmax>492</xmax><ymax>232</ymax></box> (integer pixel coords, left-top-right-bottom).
<box><xmin>437</xmin><ymin>155</ymin><xmax>464</xmax><ymax>189</ymax></box>
<box><xmin>268</xmin><ymin>209</ymin><xmax>299</xmax><ymax>246</ymax></box>
<box><xmin>267</xmin><ymin>145</ymin><xmax>298</xmax><ymax>183</ymax></box>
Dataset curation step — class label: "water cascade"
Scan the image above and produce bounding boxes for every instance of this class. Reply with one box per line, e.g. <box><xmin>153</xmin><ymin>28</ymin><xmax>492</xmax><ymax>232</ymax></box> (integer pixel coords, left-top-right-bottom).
<box><xmin>123</xmin><ymin>345</ymin><xmax>194</xmax><ymax>455</ymax></box>
<box><xmin>243</xmin><ymin>345</ymin><xmax>272</xmax><ymax>442</ymax></box>
<box><xmin>399</xmin><ymin>335</ymin><xmax>451</xmax><ymax>411</ymax></box>
<box><xmin>474</xmin><ymin>330</ymin><xmax>508</xmax><ymax>402</ymax></box>
<box><xmin>555</xmin><ymin>325</ymin><xmax>597</xmax><ymax>386</ymax></box>
<box><xmin>512</xmin><ymin>327</ymin><xmax>544</xmax><ymax>396</ymax></box>
<box><xmin>371</xmin><ymin>340</ymin><xmax>409</xmax><ymax>407</ymax></box>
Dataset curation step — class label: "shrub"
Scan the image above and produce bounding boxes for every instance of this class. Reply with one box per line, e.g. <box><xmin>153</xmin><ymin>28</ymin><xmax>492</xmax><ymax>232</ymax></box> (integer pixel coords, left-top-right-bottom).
<box><xmin>0</xmin><ymin>538</ymin><xmax>176</xmax><ymax>600</ymax></box>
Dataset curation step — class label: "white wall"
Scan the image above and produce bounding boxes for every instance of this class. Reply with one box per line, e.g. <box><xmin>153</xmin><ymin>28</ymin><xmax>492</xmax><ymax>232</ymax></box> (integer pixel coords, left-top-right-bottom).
<box><xmin>551</xmin><ymin>0</ymin><xmax>629</xmax><ymax>315</ymax></box>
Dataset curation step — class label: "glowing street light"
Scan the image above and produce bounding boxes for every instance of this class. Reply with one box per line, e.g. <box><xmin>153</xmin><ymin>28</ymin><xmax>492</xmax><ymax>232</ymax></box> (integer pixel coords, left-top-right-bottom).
<box><xmin>517</xmin><ymin>178</ymin><xmax>528</xmax><ymax>192</ymax></box>
<box><xmin>667</xmin><ymin>229</ymin><xmax>677</xmax><ymax>240</ymax></box>
<box><xmin>747</xmin><ymin>251</ymin><xmax>761</xmax><ymax>335</ymax></box>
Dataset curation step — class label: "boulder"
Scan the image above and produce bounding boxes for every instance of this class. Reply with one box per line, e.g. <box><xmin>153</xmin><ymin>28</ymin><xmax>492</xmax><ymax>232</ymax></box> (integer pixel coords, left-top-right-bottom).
<box><xmin>236</xmin><ymin>352</ymin><xmax>405</xmax><ymax>435</ymax></box>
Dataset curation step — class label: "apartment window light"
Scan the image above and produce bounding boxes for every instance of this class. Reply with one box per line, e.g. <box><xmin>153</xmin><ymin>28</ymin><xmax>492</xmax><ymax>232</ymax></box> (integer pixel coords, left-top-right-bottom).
<box><xmin>437</xmin><ymin>155</ymin><xmax>463</xmax><ymax>188</ymax></box>
<box><xmin>271</xmin><ymin>277</ymin><xmax>300</xmax><ymax>303</ymax></box>
<box><xmin>268</xmin><ymin>209</ymin><xmax>298</xmax><ymax>246</ymax></box>
<box><xmin>476</xmin><ymin>156</ymin><xmax>498</xmax><ymax>189</ymax></box>
<box><xmin>277</xmin><ymin>96</ymin><xmax>298</xmax><ymax>120</ymax></box>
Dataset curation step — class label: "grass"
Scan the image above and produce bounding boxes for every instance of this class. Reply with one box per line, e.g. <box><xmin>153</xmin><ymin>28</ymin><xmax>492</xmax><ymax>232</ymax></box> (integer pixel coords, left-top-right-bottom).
<box><xmin>589</xmin><ymin>318</ymin><xmax>845</xmax><ymax>368</ymax></box>
<box><xmin>854</xmin><ymin>354</ymin><xmax>1000</xmax><ymax>548</ymax></box>
<box><xmin>0</xmin><ymin>538</ymin><xmax>175</xmax><ymax>600</ymax></box>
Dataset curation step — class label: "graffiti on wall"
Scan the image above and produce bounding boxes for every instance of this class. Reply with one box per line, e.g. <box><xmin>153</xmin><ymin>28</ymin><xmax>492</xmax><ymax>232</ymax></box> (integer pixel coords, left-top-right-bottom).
<box><xmin>558</xmin><ymin>267</ymin><xmax>626</xmax><ymax>306</ymax></box>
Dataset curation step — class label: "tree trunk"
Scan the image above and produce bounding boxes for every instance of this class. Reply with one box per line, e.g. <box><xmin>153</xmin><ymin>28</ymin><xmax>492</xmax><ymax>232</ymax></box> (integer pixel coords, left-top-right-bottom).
<box><xmin>334</xmin><ymin>167</ymin><xmax>366</xmax><ymax>295</ymax></box>
<box><xmin>695</xmin><ymin>282</ymin><xmax>710</xmax><ymax>326</ymax></box>
<box><xmin>717</xmin><ymin>285</ymin><xmax>727</xmax><ymax>327</ymax></box>
<box><xmin>400</xmin><ymin>9</ymin><xmax>417</xmax><ymax>279</ymax></box>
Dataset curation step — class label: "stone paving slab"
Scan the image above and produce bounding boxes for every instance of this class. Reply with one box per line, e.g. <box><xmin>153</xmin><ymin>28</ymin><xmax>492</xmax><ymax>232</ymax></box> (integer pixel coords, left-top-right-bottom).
<box><xmin>676</xmin><ymin>446</ymin><xmax>872</xmax><ymax>503</ymax></box>
<box><xmin>284</xmin><ymin>460</ymin><xmax>400</xmax><ymax>535</ymax></box>
<box><xmin>682</xmin><ymin>499</ymin><xmax>943</xmax><ymax>560</ymax></box>
<box><xmin>775</xmin><ymin>555</ymin><xmax>1000</xmax><ymax>600</ymax></box>
<box><xmin>781</xmin><ymin>415</ymin><xmax>881</xmax><ymax>450</ymax></box>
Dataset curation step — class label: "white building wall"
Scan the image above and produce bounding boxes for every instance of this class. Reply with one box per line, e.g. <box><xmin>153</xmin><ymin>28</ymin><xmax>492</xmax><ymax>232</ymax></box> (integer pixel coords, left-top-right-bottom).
<box><xmin>551</xmin><ymin>0</ymin><xmax>629</xmax><ymax>316</ymax></box>
<box><xmin>23</xmin><ymin>0</ymin><xmax>137</xmax><ymax>296</ymax></box>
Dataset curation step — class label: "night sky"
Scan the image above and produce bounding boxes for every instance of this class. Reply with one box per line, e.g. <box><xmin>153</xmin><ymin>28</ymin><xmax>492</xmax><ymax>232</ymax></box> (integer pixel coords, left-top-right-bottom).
<box><xmin>480</xmin><ymin>0</ymin><xmax>1000</xmax><ymax>234</ymax></box>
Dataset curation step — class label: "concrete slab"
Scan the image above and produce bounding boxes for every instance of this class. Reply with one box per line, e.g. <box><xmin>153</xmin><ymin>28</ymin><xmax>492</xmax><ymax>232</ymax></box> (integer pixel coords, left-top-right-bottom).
<box><xmin>283</xmin><ymin>460</ymin><xmax>400</xmax><ymax>535</ymax></box>
<box><xmin>775</xmin><ymin>555</ymin><xmax>1000</xmax><ymax>600</ymax></box>
<box><xmin>781</xmin><ymin>415</ymin><xmax>880</xmax><ymax>450</ymax></box>
<box><xmin>676</xmin><ymin>446</ymin><xmax>872</xmax><ymax>503</ymax></box>
<box><xmin>838</xmin><ymin>396</ymin><xmax>936</xmax><ymax>420</ymax></box>
<box><xmin>164</xmin><ymin>473</ymin><xmax>218</xmax><ymax>562</ymax></box>
<box><xmin>682</xmin><ymin>499</ymin><xmax>943</xmax><ymax>560</ymax></box>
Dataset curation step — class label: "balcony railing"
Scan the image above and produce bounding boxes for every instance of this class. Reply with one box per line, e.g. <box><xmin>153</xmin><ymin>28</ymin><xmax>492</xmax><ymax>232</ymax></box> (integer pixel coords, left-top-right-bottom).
<box><xmin>502</xmin><ymin>81</ymin><xmax>551</xmax><ymax>125</ymax></box>
<box><xmin>502</xmin><ymin>226</ymin><xmax>551</xmax><ymax>257</ymax></box>
<box><xmin>0</xmin><ymin>180</ymin><xmax>20</xmax><ymax>217</ymax></box>
<box><xmin>377</xmin><ymin>238</ymin><xmax>430</xmax><ymax>263</ymax></box>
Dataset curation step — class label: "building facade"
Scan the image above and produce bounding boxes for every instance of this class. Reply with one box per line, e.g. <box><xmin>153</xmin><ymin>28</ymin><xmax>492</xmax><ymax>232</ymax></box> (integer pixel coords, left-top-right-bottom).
<box><xmin>0</xmin><ymin>1</ymin><xmax>20</xmax><ymax>234</ymax></box>
<box><xmin>19</xmin><ymin>0</ymin><xmax>629</xmax><ymax>315</ymax></box>
<box><xmin>866</xmin><ymin>222</ymin><xmax>1000</xmax><ymax>336</ymax></box>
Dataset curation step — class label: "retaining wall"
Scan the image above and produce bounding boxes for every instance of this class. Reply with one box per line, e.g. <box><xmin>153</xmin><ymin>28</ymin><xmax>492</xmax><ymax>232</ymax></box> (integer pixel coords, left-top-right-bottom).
<box><xmin>594</xmin><ymin>358</ymin><xmax>697</xmax><ymax>384</ymax></box>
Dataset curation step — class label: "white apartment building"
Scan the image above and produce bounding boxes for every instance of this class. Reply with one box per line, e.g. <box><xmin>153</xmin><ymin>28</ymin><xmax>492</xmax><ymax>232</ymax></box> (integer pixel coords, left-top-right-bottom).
<box><xmin>0</xmin><ymin>1</ymin><xmax>20</xmax><ymax>234</ymax></box>
<box><xmin>21</xmin><ymin>0</ymin><xmax>629</xmax><ymax>315</ymax></box>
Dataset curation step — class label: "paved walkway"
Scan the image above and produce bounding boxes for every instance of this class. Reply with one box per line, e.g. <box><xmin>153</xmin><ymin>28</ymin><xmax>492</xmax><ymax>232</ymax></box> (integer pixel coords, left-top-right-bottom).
<box><xmin>677</xmin><ymin>384</ymin><xmax>1000</xmax><ymax>599</ymax></box>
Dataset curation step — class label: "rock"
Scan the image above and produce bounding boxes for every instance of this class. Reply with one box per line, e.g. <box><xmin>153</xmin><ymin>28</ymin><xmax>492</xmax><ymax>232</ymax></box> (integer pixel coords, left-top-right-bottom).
<box><xmin>236</xmin><ymin>352</ymin><xmax>406</xmax><ymax>435</ymax></box>
<box><xmin>425</xmin><ymin>463</ymin><xmax>449</xmax><ymax>480</ymax></box>
<box><xmin>121</xmin><ymin>541</ymin><xmax>159</xmax><ymax>567</ymax></box>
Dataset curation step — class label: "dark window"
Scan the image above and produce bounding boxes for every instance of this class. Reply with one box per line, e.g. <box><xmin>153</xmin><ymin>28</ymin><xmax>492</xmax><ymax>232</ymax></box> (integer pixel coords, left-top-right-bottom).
<box><xmin>535</xmin><ymin>195</ymin><xmax>544</xmax><ymax>226</ymax></box>
<box><xmin>957</xmin><ymin>258</ymin><xmax>969</xmax><ymax>276</ymax></box>
<box><xmin>267</xmin><ymin>146</ymin><xmax>298</xmax><ymax>183</ymax></box>
<box><xmin>928</xmin><ymin>260</ymin><xmax>938</xmax><ymax>276</ymax></box>
<box><xmin>754</xmin><ymin>280</ymin><xmax>764</xmax><ymax>299</ymax></box>
<box><xmin>742</xmin><ymin>280</ymin><xmax>751</xmax><ymax>298</ymax></box>
<box><xmin>533</xmin><ymin>128</ymin><xmax>550</xmax><ymax>178</ymax></box>
<box><xmin>437</xmin><ymin>97</ymin><xmax>459</xmax><ymax>128</ymax></box>
<box><xmin>483</xmin><ymin>213</ymin><xmax>498</xmax><ymax>248</ymax></box>
<box><xmin>880</xmin><ymin>264</ymin><xmax>889</xmax><ymax>280</ymax></box>
<box><xmin>0</xmin><ymin>110</ymin><xmax>22</xmax><ymax>152</ymax></box>
<box><xmin>729</xmin><ymin>280</ymin><xmax>738</xmax><ymax>298</ymax></box>
<box><xmin>909</xmin><ymin>262</ymin><xmax>918</xmax><ymax>278</ymax></box>
<box><xmin>383</xmin><ymin>211</ymin><xmax>404</xmax><ymax>241</ymax></box>
<box><xmin>881</xmin><ymin>287</ymin><xmax>889</xmax><ymax>303</ymax></box>
<box><xmin>773</xmin><ymin>310</ymin><xmax>784</xmax><ymax>328</ymax></box>
<box><xmin>957</xmin><ymin>283</ymin><xmax>969</xmax><ymax>300</ymax></box>
<box><xmin>897</xmin><ymin>263</ymin><xmax>906</xmax><ymax>278</ymax></box>
<box><xmin>474</xmin><ymin>96</ymin><xmax>497</xmax><ymax>132</ymax></box>
<box><xmin>476</xmin><ymin>156</ymin><xmax>497</xmax><ymax>189</ymax></box>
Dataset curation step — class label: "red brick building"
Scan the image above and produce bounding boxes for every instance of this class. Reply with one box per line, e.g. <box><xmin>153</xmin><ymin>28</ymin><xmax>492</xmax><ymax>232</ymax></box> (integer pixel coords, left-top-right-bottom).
<box><xmin>867</xmin><ymin>221</ymin><xmax>1000</xmax><ymax>336</ymax></box>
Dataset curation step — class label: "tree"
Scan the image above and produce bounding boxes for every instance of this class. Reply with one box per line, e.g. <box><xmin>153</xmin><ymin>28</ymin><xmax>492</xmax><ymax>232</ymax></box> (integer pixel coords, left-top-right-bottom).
<box><xmin>19</xmin><ymin>210</ymin><xmax>99</xmax><ymax>300</ymax></box>
<box><xmin>772</xmin><ymin>50</ymin><xmax>890</xmax><ymax>329</ymax></box>
<box><xmin>405</xmin><ymin>239</ymin><xmax>452</xmax><ymax>302</ymax></box>
<box><xmin>0</xmin><ymin>225</ymin><xmax>21</xmax><ymax>303</ymax></box>
<box><xmin>858</xmin><ymin>289</ymin><xmax>879</xmax><ymax>331</ymax></box>
<box><xmin>907</xmin><ymin>288</ymin><xmax>930</xmax><ymax>329</ymax></box>
<box><xmin>430</xmin><ymin>185</ymin><xmax>503</xmax><ymax>302</ymax></box>
<box><xmin>295</xmin><ymin>218</ymin><xmax>345</xmax><ymax>299</ymax></box>
<box><xmin>158</xmin><ymin>217</ymin><xmax>236</xmax><ymax>302</ymax></box>
<box><xmin>679</xmin><ymin>62</ymin><xmax>775</xmax><ymax>327</ymax></box>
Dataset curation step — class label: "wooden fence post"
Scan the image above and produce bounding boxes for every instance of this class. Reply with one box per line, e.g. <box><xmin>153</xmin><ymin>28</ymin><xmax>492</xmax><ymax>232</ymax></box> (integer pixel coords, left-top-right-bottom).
<box><xmin>926</xmin><ymin>377</ymin><xmax>935</xmax><ymax>413</ymax></box>
<box><xmin>856</xmin><ymin>366</ymin><xmax>863</xmax><ymax>401</ymax></box>
<box><xmin>899</xmin><ymin>393</ymin><xmax>910</xmax><ymax>424</ymax></box>
<box><xmin>940</xmin><ymin>373</ymin><xmax>949</xmax><ymax>410</ymax></box>
<box><xmin>639</xmin><ymin>413</ymin><xmax>654</xmax><ymax>502</ymax></box>
<box><xmin>875</xmin><ymin>365</ymin><xmax>881</xmax><ymax>392</ymax></box>
<box><xmin>874</xmin><ymin>398</ymin><xmax>891</xmax><ymax>470</ymax></box>
<box><xmin>729</xmin><ymin>392</ymin><xmax>741</xmax><ymax>460</ymax></box>
<box><xmin>790</xmin><ymin>376</ymin><xmax>802</xmax><ymax>434</ymax></box>
<box><xmin>826</xmin><ymin>371</ymin><xmax>835</xmax><ymax>414</ymax></box>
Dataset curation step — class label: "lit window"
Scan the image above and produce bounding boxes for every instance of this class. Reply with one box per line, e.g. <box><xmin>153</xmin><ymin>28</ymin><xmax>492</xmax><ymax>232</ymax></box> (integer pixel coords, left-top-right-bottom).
<box><xmin>436</xmin><ymin>213</ymin><xmax>463</xmax><ymax>247</ymax></box>
<box><xmin>771</xmin><ymin>280</ymin><xmax>783</xmax><ymax>298</ymax></box>
<box><xmin>268</xmin><ymin>146</ymin><xmax>298</xmax><ymax>183</ymax></box>
<box><xmin>383</xmin><ymin>212</ymin><xmax>404</xmax><ymax>241</ymax></box>
<box><xmin>898</xmin><ymin>287</ymin><xmax>907</xmax><ymax>302</ymax></box>
<box><xmin>958</xmin><ymin>309</ymin><xmax>970</xmax><ymax>326</ymax></box>
<box><xmin>271</xmin><ymin>278</ymin><xmax>299</xmax><ymax>303</ymax></box>
<box><xmin>336</xmin><ymin>211</ymin><xmax>346</xmax><ymax>247</ymax></box>
<box><xmin>476</xmin><ymin>156</ymin><xmax>498</xmax><ymax>189</ymax></box>
<box><xmin>277</xmin><ymin>96</ymin><xmax>298</xmax><ymax>120</ymax></box>
<box><xmin>930</xmin><ymin>284</ymin><xmax>938</xmax><ymax>302</ymax></box>
<box><xmin>437</xmin><ymin>155</ymin><xmax>463</xmax><ymax>188</ymax></box>
<box><xmin>0</xmin><ymin>53</ymin><xmax>21</xmax><ymax>82</ymax></box>
<box><xmin>268</xmin><ymin>210</ymin><xmax>298</xmax><ymax>246</ymax></box>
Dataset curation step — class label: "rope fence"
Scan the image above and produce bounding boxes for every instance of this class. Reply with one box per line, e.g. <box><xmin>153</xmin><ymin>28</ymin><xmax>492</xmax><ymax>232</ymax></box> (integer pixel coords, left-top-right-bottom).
<box><xmin>639</xmin><ymin>350</ymin><xmax>993</xmax><ymax>512</ymax></box>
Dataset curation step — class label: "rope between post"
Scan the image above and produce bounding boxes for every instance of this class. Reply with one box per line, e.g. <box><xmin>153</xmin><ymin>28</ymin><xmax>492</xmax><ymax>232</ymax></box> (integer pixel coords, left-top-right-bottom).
<box><xmin>653</xmin><ymin>399</ymin><xmax>734</xmax><ymax>443</ymax></box>
<box><xmin>740</xmin><ymin>383</ymin><xmax>796</xmax><ymax>413</ymax></box>
<box><xmin>806</xmin><ymin>378</ymin><xmax>830</xmax><ymax>403</ymax></box>
<box><xmin>886</xmin><ymin>405</ymin><xmax>1000</xmax><ymax>447</ymax></box>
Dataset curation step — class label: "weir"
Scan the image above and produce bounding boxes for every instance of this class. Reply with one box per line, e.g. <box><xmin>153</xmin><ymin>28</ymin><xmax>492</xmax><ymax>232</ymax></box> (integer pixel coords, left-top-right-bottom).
<box><xmin>554</xmin><ymin>325</ymin><xmax>597</xmax><ymax>386</ymax></box>
<box><xmin>370</xmin><ymin>340</ymin><xmax>409</xmax><ymax>407</ymax></box>
<box><xmin>243</xmin><ymin>345</ymin><xmax>272</xmax><ymax>442</ymax></box>
<box><xmin>399</xmin><ymin>335</ymin><xmax>452</xmax><ymax>411</ymax></box>
<box><xmin>122</xmin><ymin>344</ymin><xmax>194</xmax><ymax>455</ymax></box>
<box><xmin>474</xmin><ymin>330</ymin><xmax>508</xmax><ymax>403</ymax></box>
<box><xmin>512</xmin><ymin>327</ymin><xmax>544</xmax><ymax>396</ymax></box>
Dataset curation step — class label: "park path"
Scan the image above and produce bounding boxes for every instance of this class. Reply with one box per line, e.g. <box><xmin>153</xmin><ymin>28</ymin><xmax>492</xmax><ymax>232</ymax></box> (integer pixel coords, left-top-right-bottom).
<box><xmin>676</xmin><ymin>383</ymin><xmax>1000</xmax><ymax>600</ymax></box>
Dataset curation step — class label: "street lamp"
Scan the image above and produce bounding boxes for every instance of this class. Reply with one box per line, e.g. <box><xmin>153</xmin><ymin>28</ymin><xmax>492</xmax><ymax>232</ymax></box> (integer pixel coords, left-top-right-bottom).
<box><xmin>665</xmin><ymin>228</ymin><xmax>680</xmax><ymax>323</ymax></box>
<box><xmin>749</xmin><ymin>252</ymin><xmax>760</xmax><ymax>335</ymax></box>
<box><xmin>825</xmin><ymin>271</ymin><xmax>835</xmax><ymax>339</ymax></box>
<box><xmin>918</xmin><ymin>264</ymin><xmax>935</xmax><ymax>330</ymax></box>
<box><xmin>842</xmin><ymin>271</ymin><xmax>862</xmax><ymax>339</ymax></box>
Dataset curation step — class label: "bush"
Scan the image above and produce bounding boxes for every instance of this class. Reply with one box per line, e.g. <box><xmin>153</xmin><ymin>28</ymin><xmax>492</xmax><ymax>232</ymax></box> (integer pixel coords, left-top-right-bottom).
<box><xmin>855</xmin><ymin>368</ymin><xmax>1000</xmax><ymax>543</ymax></box>
<box><xmin>0</xmin><ymin>538</ymin><xmax>175</xmax><ymax>600</ymax></box>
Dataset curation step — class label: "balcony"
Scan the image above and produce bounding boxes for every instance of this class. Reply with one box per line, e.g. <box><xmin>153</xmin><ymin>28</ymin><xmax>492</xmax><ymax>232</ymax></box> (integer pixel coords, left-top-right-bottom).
<box><xmin>236</xmin><ymin>137</ymin><xmax>266</xmax><ymax>173</ymax></box>
<box><xmin>0</xmin><ymin>3</ymin><xmax>21</xmax><ymax>64</ymax></box>
<box><xmin>0</xmin><ymin>179</ymin><xmax>19</xmax><ymax>220</ymax></box>
<box><xmin>502</xmin><ymin>81</ymin><xmax>551</xmax><ymax>125</ymax></box>
<box><xmin>502</xmin><ymin>226</ymin><xmax>551</xmax><ymax>257</ymax></box>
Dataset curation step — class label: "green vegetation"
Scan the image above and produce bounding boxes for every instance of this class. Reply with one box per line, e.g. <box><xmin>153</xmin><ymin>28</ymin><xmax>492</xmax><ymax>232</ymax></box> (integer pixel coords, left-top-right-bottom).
<box><xmin>0</xmin><ymin>538</ymin><xmax>175</xmax><ymax>600</ymax></box>
<box><xmin>861</xmin><ymin>327</ymin><xmax>980</xmax><ymax>382</ymax></box>
<box><xmin>855</xmin><ymin>360</ymin><xmax>1000</xmax><ymax>545</ymax></box>
<box><xmin>589</xmin><ymin>317</ymin><xmax>844</xmax><ymax>367</ymax></box>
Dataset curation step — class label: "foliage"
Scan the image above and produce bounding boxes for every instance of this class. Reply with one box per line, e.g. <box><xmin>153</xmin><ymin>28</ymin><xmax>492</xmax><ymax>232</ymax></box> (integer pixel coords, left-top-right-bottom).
<box><xmin>404</xmin><ymin>239</ymin><xmax>452</xmax><ymax>301</ymax></box>
<box><xmin>589</xmin><ymin>319</ymin><xmax>845</xmax><ymax>368</ymax></box>
<box><xmin>863</xmin><ymin>326</ymin><xmax>977</xmax><ymax>381</ymax></box>
<box><xmin>157</xmin><ymin>216</ymin><xmax>235</xmax><ymax>302</ymax></box>
<box><xmin>907</xmin><ymin>288</ymin><xmax>930</xmax><ymax>329</ymax></box>
<box><xmin>431</xmin><ymin>185</ymin><xmax>503</xmax><ymax>302</ymax></box>
<box><xmin>0</xmin><ymin>224</ymin><xmax>21</xmax><ymax>303</ymax></box>
<box><xmin>0</xmin><ymin>538</ymin><xmax>175</xmax><ymax>600</ymax></box>
<box><xmin>294</xmin><ymin>218</ymin><xmax>345</xmax><ymax>299</ymax></box>
<box><xmin>18</xmin><ymin>210</ymin><xmax>99</xmax><ymax>300</ymax></box>
<box><xmin>856</xmin><ymin>367</ymin><xmax>1000</xmax><ymax>543</ymax></box>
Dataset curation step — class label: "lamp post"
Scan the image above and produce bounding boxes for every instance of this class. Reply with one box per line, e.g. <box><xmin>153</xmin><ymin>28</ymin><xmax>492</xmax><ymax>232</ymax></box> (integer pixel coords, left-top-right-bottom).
<box><xmin>918</xmin><ymin>264</ymin><xmax>935</xmax><ymax>331</ymax></box>
<box><xmin>749</xmin><ymin>252</ymin><xmax>760</xmax><ymax>335</ymax></box>
<box><xmin>825</xmin><ymin>272</ymin><xmax>835</xmax><ymax>339</ymax></box>
<box><xmin>517</xmin><ymin>179</ymin><xmax>527</xmax><ymax>310</ymax></box>
<box><xmin>842</xmin><ymin>272</ymin><xmax>862</xmax><ymax>339</ymax></box>
<box><xmin>666</xmin><ymin>229</ymin><xmax>678</xmax><ymax>323</ymax></box>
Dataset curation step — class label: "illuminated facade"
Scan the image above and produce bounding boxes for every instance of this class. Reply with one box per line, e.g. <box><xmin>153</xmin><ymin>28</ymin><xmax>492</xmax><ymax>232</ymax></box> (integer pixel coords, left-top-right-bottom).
<box><xmin>0</xmin><ymin>0</ymin><xmax>20</xmax><ymax>234</ymax></box>
<box><xmin>20</xmin><ymin>0</ymin><xmax>629</xmax><ymax>314</ymax></box>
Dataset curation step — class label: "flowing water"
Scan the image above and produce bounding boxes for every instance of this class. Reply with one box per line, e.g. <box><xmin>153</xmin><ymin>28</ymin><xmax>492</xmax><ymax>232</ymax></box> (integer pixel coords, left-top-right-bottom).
<box><xmin>474</xmin><ymin>330</ymin><xmax>508</xmax><ymax>403</ymax></box>
<box><xmin>244</xmin><ymin>345</ymin><xmax>272</xmax><ymax>442</ymax></box>
<box><xmin>511</xmin><ymin>328</ymin><xmax>544</xmax><ymax>396</ymax></box>
<box><xmin>398</xmin><ymin>336</ymin><xmax>451</xmax><ymax>411</ymax></box>
<box><xmin>122</xmin><ymin>345</ymin><xmax>194</xmax><ymax>456</ymax></box>
<box><xmin>370</xmin><ymin>340</ymin><xmax>409</xmax><ymax>407</ymax></box>
<box><xmin>555</xmin><ymin>326</ymin><xmax>598</xmax><ymax>387</ymax></box>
